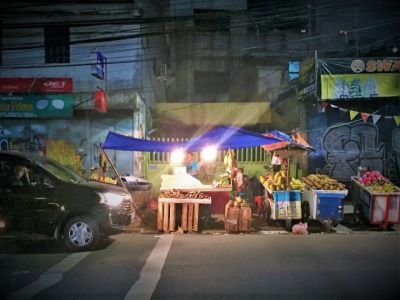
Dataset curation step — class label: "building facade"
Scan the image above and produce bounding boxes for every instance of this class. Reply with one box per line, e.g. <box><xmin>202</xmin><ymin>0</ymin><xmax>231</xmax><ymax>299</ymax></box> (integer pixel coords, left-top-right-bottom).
<box><xmin>0</xmin><ymin>0</ymin><xmax>157</xmax><ymax>176</ymax></box>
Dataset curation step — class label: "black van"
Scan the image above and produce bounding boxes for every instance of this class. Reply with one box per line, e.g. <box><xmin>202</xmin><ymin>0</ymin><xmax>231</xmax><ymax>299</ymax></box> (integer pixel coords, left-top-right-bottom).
<box><xmin>0</xmin><ymin>151</ymin><xmax>134</xmax><ymax>251</ymax></box>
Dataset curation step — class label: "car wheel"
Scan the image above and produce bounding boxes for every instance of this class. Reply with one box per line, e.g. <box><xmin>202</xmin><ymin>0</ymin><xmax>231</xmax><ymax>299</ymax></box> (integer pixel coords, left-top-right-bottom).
<box><xmin>63</xmin><ymin>216</ymin><xmax>99</xmax><ymax>251</ymax></box>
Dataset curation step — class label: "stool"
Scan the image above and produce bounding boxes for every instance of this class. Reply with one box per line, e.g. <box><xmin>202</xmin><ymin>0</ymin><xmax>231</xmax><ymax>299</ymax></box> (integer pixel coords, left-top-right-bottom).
<box><xmin>254</xmin><ymin>196</ymin><xmax>263</xmax><ymax>216</ymax></box>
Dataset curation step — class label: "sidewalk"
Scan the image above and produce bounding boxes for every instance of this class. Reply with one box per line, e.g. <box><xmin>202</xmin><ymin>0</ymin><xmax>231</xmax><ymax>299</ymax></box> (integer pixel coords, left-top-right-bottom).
<box><xmin>125</xmin><ymin>201</ymin><xmax>400</xmax><ymax>235</ymax></box>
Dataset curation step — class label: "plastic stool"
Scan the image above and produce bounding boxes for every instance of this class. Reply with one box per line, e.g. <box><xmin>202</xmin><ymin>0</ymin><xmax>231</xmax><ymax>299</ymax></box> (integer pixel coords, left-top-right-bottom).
<box><xmin>254</xmin><ymin>196</ymin><xmax>263</xmax><ymax>216</ymax></box>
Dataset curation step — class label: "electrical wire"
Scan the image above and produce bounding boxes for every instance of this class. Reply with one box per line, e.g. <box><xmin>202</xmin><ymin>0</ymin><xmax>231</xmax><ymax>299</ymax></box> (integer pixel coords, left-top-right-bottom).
<box><xmin>1</xmin><ymin>0</ymin><xmax>399</xmax><ymax>69</ymax></box>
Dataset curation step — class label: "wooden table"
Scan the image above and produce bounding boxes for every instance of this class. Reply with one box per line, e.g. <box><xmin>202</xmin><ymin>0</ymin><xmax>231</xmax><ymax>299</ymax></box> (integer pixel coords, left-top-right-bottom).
<box><xmin>157</xmin><ymin>197</ymin><xmax>211</xmax><ymax>232</ymax></box>
<box><xmin>160</xmin><ymin>185</ymin><xmax>232</xmax><ymax>215</ymax></box>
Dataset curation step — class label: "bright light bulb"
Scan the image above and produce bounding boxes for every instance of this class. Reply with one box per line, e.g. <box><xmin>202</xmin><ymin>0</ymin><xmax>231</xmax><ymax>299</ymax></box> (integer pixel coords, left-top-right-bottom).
<box><xmin>170</xmin><ymin>148</ymin><xmax>185</xmax><ymax>164</ymax></box>
<box><xmin>201</xmin><ymin>145</ymin><xmax>217</xmax><ymax>162</ymax></box>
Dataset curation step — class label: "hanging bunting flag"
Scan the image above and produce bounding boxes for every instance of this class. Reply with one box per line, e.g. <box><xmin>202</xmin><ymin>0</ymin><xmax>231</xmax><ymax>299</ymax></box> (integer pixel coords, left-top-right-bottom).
<box><xmin>339</xmin><ymin>107</ymin><xmax>348</xmax><ymax>112</ymax></box>
<box><xmin>349</xmin><ymin>110</ymin><xmax>359</xmax><ymax>120</ymax></box>
<box><xmin>361</xmin><ymin>113</ymin><xmax>370</xmax><ymax>122</ymax></box>
<box><xmin>394</xmin><ymin>116</ymin><xmax>400</xmax><ymax>126</ymax></box>
<box><xmin>330</xmin><ymin>104</ymin><xmax>338</xmax><ymax>108</ymax></box>
<box><xmin>372</xmin><ymin>114</ymin><xmax>381</xmax><ymax>124</ymax></box>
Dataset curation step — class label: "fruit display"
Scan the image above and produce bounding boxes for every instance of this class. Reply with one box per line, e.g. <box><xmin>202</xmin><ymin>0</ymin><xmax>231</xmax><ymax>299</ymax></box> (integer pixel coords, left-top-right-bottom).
<box><xmin>226</xmin><ymin>197</ymin><xmax>250</xmax><ymax>208</ymax></box>
<box><xmin>159</xmin><ymin>190</ymin><xmax>209</xmax><ymax>199</ymax></box>
<box><xmin>259</xmin><ymin>171</ymin><xmax>304</xmax><ymax>191</ymax></box>
<box><xmin>302</xmin><ymin>174</ymin><xmax>346</xmax><ymax>190</ymax></box>
<box><xmin>289</xmin><ymin>178</ymin><xmax>306</xmax><ymax>190</ymax></box>
<box><xmin>259</xmin><ymin>171</ymin><xmax>286</xmax><ymax>191</ymax></box>
<box><xmin>212</xmin><ymin>175</ymin><xmax>232</xmax><ymax>188</ymax></box>
<box><xmin>358</xmin><ymin>170</ymin><xmax>399</xmax><ymax>193</ymax></box>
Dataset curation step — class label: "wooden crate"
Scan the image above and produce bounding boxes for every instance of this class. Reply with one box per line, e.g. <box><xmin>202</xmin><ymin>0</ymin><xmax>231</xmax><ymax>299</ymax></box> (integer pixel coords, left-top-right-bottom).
<box><xmin>224</xmin><ymin>205</ymin><xmax>252</xmax><ymax>233</ymax></box>
<box><xmin>157</xmin><ymin>201</ymin><xmax>176</xmax><ymax>232</ymax></box>
<box><xmin>239</xmin><ymin>207</ymin><xmax>252</xmax><ymax>232</ymax></box>
<box><xmin>224</xmin><ymin>206</ymin><xmax>240</xmax><ymax>232</ymax></box>
<box><xmin>181</xmin><ymin>203</ymin><xmax>200</xmax><ymax>232</ymax></box>
<box><xmin>157</xmin><ymin>197</ymin><xmax>210</xmax><ymax>233</ymax></box>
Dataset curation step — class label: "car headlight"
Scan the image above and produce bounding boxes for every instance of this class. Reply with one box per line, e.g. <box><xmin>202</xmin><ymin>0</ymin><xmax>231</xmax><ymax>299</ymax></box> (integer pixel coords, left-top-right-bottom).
<box><xmin>98</xmin><ymin>192</ymin><xmax>125</xmax><ymax>207</ymax></box>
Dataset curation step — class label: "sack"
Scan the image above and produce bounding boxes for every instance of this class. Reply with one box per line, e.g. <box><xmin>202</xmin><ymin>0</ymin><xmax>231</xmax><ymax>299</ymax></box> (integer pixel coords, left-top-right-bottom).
<box><xmin>292</xmin><ymin>222</ymin><xmax>308</xmax><ymax>235</ymax></box>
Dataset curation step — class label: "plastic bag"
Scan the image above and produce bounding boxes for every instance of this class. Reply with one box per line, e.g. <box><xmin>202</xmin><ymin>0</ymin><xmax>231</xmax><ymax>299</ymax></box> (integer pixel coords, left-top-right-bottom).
<box><xmin>292</xmin><ymin>222</ymin><xmax>308</xmax><ymax>235</ymax></box>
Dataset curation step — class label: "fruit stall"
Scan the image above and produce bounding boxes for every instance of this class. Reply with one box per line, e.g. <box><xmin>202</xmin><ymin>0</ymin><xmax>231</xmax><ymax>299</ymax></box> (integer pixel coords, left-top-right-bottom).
<box><xmin>301</xmin><ymin>174</ymin><xmax>348</xmax><ymax>231</ymax></box>
<box><xmin>158</xmin><ymin>174</ymin><xmax>232</xmax><ymax>232</ymax></box>
<box><xmin>101</xmin><ymin>126</ymin><xmax>282</xmax><ymax>232</ymax></box>
<box><xmin>351</xmin><ymin>171</ymin><xmax>400</xmax><ymax>229</ymax></box>
<box><xmin>259</xmin><ymin>169</ymin><xmax>306</xmax><ymax>229</ymax></box>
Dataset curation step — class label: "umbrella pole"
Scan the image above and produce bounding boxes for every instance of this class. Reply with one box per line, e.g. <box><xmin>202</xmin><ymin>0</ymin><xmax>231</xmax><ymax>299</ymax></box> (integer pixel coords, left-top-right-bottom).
<box><xmin>99</xmin><ymin>145</ymin><xmax>144</xmax><ymax>223</ymax></box>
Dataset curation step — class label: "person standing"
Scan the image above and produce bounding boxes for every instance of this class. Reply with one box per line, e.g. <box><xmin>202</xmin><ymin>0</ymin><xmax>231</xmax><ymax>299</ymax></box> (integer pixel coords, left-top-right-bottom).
<box><xmin>271</xmin><ymin>152</ymin><xmax>282</xmax><ymax>174</ymax></box>
<box><xmin>185</xmin><ymin>152</ymin><xmax>200</xmax><ymax>178</ymax></box>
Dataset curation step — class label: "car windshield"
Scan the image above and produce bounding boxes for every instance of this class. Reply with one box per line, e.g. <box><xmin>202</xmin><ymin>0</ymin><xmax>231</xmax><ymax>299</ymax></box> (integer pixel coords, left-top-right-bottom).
<box><xmin>36</xmin><ymin>159</ymin><xmax>87</xmax><ymax>184</ymax></box>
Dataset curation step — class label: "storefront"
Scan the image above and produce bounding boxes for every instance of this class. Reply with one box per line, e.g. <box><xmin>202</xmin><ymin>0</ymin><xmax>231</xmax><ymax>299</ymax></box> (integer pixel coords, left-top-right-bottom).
<box><xmin>0</xmin><ymin>77</ymin><xmax>147</xmax><ymax>177</ymax></box>
<box><xmin>299</xmin><ymin>56</ymin><xmax>400</xmax><ymax>186</ymax></box>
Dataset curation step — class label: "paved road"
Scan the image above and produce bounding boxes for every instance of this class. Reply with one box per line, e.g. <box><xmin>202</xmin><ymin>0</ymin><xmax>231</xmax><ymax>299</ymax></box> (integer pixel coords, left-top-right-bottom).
<box><xmin>0</xmin><ymin>231</ymin><xmax>399</xmax><ymax>300</ymax></box>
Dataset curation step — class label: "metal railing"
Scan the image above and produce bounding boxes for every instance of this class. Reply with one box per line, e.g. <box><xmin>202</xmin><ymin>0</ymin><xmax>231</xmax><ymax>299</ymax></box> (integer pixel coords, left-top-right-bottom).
<box><xmin>148</xmin><ymin>137</ymin><xmax>269</xmax><ymax>163</ymax></box>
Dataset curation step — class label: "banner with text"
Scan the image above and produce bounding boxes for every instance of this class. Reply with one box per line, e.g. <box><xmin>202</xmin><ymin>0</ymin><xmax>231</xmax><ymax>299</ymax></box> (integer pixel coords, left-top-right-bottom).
<box><xmin>0</xmin><ymin>78</ymin><xmax>73</xmax><ymax>93</ymax></box>
<box><xmin>318</xmin><ymin>58</ymin><xmax>400</xmax><ymax>101</ymax></box>
<box><xmin>0</xmin><ymin>94</ymin><xmax>73</xmax><ymax>118</ymax></box>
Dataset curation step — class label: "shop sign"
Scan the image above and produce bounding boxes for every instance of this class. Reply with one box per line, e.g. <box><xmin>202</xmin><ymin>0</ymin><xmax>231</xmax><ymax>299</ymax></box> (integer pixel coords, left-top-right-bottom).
<box><xmin>91</xmin><ymin>51</ymin><xmax>106</xmax><ymax>80</ymax></box>
<box><xmin>0</xmin><ymin>78</ymin><xmax>73</xmax><ymax>93</ymax></box>
<box><xmin>318</xmin><ymin>57</ymin><xmax>400</xmax><ymax>100</ymax></box>
<box><xmin>0</xmin><ymin>94</ymin><xmax>73</xmax><ymax>118</ymax></box>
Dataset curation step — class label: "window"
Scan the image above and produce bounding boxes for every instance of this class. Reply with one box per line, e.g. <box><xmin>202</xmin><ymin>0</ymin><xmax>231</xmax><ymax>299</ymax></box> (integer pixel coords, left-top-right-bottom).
<box><xmin>289</xmin><ymin>60</ymin><xmax>300</xmax><ymax>81</ymax></box>
<box><xmin>44</xmin><ymin>26</ymin><xmax>70</xmax><ymax>63</ymax></box>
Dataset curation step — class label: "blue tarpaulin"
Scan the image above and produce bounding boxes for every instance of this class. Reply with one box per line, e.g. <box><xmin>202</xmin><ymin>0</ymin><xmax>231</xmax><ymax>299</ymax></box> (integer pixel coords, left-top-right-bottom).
<box><xmin>102</xmin><ymin>126</ymin><xmax>282</xmax><ymax>152</ymax></box>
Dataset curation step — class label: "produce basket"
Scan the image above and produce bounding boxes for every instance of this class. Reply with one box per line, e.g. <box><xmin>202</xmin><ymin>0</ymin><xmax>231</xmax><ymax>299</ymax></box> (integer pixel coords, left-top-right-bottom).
<box><xmin>351</xmin><ymin>175</ymin><xmax>400</xmax><ymax>228</ymax></box>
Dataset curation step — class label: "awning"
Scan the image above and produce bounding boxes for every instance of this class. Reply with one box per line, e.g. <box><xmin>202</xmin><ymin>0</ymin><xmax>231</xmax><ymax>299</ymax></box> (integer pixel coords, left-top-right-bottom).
<box><xmin>262</xmin><ymin>130</ymin><xmax>314</xmax><ymax>152</ymax></box>
<box><xmin>102</xmin><ymin>125</ymin><xmax>282</xmax><ymax>152</ymax></box>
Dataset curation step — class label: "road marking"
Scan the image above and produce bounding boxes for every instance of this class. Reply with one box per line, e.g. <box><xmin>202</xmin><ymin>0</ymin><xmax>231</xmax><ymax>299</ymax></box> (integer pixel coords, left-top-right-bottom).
<box><xmin>6</xmin><ymin>251</ymin><xmax>90</xmax><ymax>300</ymax></box>
<box><xmin>124</xmin><ymin>234</ymin><xmax>174</xmax><ymax>300</ymax></box>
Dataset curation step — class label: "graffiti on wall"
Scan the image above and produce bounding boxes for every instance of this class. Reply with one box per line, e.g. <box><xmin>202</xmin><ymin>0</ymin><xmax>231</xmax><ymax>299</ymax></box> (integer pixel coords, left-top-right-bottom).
<box><xmin>388</xmin><ymin>128</ymin><xmax>400</xmax><ymax>182</ymax></box>
<box><xmin>321</xmin><ymin>123</ymin><xmax>385</xmax><ymax>181</ymax></box>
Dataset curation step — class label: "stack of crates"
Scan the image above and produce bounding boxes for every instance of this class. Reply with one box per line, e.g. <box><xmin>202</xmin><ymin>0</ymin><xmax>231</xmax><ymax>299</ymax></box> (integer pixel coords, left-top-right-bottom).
<box><xmin>224</xmin><ymin>204</ymin><xmax>252</xmax><ymax>233</ymax></box>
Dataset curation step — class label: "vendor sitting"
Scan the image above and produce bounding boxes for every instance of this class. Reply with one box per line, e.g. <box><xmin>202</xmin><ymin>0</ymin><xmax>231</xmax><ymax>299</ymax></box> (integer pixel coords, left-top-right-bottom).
<box><xmin>185</xmin><ymin>152</ymin><xmax>200</xmax><ymax>178</ymax></box>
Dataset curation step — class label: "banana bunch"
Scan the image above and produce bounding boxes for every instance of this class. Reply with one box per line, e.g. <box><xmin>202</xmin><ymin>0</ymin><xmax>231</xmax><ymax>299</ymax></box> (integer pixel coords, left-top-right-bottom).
<box><xmin>259</xmin><ymin>170</ymin><xmax>287</xmax><ymax>191</ymax></box>
<box><xmin>290</xmin><ymin>177</ymin><xmax>305</xmax><ymax>190</ymax></box>
<box><xmin>223</xmin><ymin>149</ymin><xmax>237</xmax><ymax>173</ymax></box>
<box><xmin>302</xmin><ymin>174</ymin><xmax>346</xmax><ymax>190</ymax></box>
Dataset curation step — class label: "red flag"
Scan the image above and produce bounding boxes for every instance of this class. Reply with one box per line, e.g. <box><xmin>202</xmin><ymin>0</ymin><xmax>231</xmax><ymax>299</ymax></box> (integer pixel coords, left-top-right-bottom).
<box><xmin>94</xmin><ymin>90</ymin><xmax>107</xmax><ymax>113</ymax></box>
<box><xmin>361</xmin><ymin>112</ymin><xmax>369</xmax><ymax>122</ymax></box>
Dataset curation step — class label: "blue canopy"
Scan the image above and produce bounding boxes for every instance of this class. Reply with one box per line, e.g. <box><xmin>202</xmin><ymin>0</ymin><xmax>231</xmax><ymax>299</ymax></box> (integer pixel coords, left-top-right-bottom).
<box><xmin>102</xmin><ymin>125</ymin><xmax>282</xmax><ymax>152</ymax></box>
